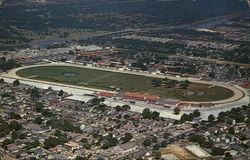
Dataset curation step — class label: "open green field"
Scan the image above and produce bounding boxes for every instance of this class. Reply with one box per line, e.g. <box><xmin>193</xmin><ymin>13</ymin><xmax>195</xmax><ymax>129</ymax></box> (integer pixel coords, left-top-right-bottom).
<box><xmin>16</xmin><ymin>66</ymin><xmax>234</xmax><ymax>102</ymax></box>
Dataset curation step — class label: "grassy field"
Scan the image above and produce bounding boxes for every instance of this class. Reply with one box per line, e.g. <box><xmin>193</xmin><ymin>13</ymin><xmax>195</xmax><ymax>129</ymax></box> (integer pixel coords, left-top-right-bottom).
<box><xmin>16</xmin><ymin>66</ymin><xmax>234</xmax><ymax>102</ymax></box>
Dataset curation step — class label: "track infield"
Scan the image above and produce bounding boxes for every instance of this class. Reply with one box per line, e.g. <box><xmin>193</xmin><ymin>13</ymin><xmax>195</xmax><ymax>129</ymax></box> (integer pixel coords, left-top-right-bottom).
<box><xmin>15</xmin><ymin>65</ymin><xmax>235</xmax><ymax>102</ymax></box>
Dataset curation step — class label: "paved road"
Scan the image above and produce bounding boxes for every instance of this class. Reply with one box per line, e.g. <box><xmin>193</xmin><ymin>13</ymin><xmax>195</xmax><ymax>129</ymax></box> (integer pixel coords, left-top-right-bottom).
<box><xmin>1</xmin><ymin>10</ymin><xmax>249</xmax><ymax>48</ymax></box>
<box><xmin>3</xmin><ymin>62</ymin><xmax>247</xmax><ymax>104</ymax></box>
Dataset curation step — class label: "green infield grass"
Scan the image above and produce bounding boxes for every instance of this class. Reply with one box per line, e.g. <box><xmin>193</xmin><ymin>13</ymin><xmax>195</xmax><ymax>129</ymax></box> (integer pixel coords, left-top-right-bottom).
<box><xmin>16</xmin><ymin>66</ymin><xmax>234</xmax><ymax>102</ymax></box>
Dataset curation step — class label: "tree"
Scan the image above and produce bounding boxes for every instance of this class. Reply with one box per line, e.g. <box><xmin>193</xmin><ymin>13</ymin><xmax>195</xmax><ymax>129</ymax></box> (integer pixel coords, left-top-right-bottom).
<box><xmin>101</xmin><ymin>135</ymin><xmax>118</xmax><ymax>149</ymax></box>
<box><xmin>152</xmin><ymin>111</ymin><xmax>160</xmax><ymax>120</ymax></box>
<box><xmin>2</xmin><ymin>139</ymin><xmax>13</xmax><ymax>149</ymax></box>
<box><xmin>42</xmin><ymin>110</ymin><xmax>54</xmax><ymax>117</ymax></box>
<box><xmin>9</xmin><ymin>121</ymin><xmax>22</xmax><ymax>131</ymax></box>
<box><xmin>9</xmin><ymin>112</ymin><xmax>21</xmax><ymax>119</ymax></box>
<box><xmin>1</xmin><ymin>92</ymin><xmax>11</xmax><ymax>98</ymax></box>
<box><xmin>209</xmin><ymin>72</ymin><xmax>215</xmax><ymax>78</ymax></box>
<box><xmin>95</xmin><ymin>104</ymin><xmax>108</xmax><ymax>112</ymax></box>
<box><xmin>160</xmin><ymin>68</ymin><xmax>166</xmax><ymax>74</ymax></box>
<box><xmin>202</xmin><ymin>141</ymin><xmax>213</xmax><ymax>148</ymax></box>
<box><xmin>180</xmin><ymin>82</ymin><xmax>188</xmax><ymax>89</ymax></box>
<box><xmin>35</xmin><ymin>102</ymin><xmax>44</xmax><ymax>112</ymax></box>
<box><xmin>193</xmin><ymin>109</ymin><xmax>200</xmax><ymax>117</ymax></box>
<box><xmin>211</xmin><ymin>147</ymin><xmax>225</xmax><ymax>155</ymax></box>
<box><xmin>143</xmin><ymin>139</ymin><xmax>152</xmax><ymax>146</ymax></box>
<box><xmin>233</xmin><ymin>113</ymin><xmax>244</xmax><ymax>123</ymax></box>
<box><xmin>180</xmin><ymin>113</ymin><xmax>189</xmax><ymax>123</ymax></box>
<box><xmin>121</xmin><ymin>105</ymin><xmax>130</xmax><ymax>111</ymax></box>
<box><xmin>82</xmin><ymin>143</ymin><xmax>92</xmax><ymax>149</ymax></box>
<box><xmin>163</xmin><ymin>132</ymin><xmax>171</xmax><ymax>139</ymax></box>
<box><xmin>29</xmin><ymin>88</ymin><xmax>41</xmax><ymax>99</ymax></box>
<box><xmin>155</xmin><ymin>151</ymin><xmax>161</xmax><ymax>159</ymax></box>
<box><xmin>54</xmin><ymin>130</ymin><xmax>62</xmax><ymax>137</ymax></box>
<box><xmin>228</xmin><ymin>127</ymin><xmax>235</xmax><ymax>135</ymax></box>
<box><xmin>0</xmin><ymin>59</ymin><xmax>20</xmax><ymax>72</ymax></box>
<box><xmin>43</xmin><ymin>135</ymin><xmax>68</xmax><ymax>149</ymax></box>
<box><xmin>218</xmin><ymin>111</ymin><xmax>225</xmax><ymax>117</ymax></box>
<box><xmin>217</xmin><ymin>111</ymin><xmax>226</xmax><ymax>122</ymax></box>
<box><xmin>19</xmin><ymin>133</ymin><xmax>26</xmax><ymax>139</ymax></box>
<box><xmin>25</xmin><ymin>140</ymin><xmax>40</xmax><ymax>150</ymax></box>
<box><xmin>11</xmin><ymin>131</ymin><xmax>19</xmax><ymax>141</ymax></box>
<box><xmin>208</xmin><ymin>114</ymin><xmax>215</xmax><ymax>122</ymax></box>
<box><xmin>13</xmin><ymin>79</ymin><xmax>20</xmax><ymax>86</ymax></box>
<box><xmin>122</xmin><ymin>133</ymin><xmax>133</xmax><ymax>143</ymax></box>
<box><xmin>184</xmin><ymin>80</ymin><xmax>191</xmax><ymax>85</ymax></box>
<box><xmin>173</xmin><ymin>107</ymin><xmax>180</xmax><ymax>115</ymax></box>
<box><xmin>33</xmin><ymin>117</ymin><xmax>43</xmax><ymax>125</ymax></box>
<box><xmin>0</xmin><ymin>57</ymin><xmax>6</xmax><ymax>62</ymax></box>
<box><xmin>46</xmin><ymin>119</ymin><xmax>81</xmax><ymax>133</ymax></box>
<box><xmin>0</xmin><ymin>119</ymin><xmax>12</xmax><ymax>137</ymax></box>
<box><xmin>81</xmin><ymin>138</ymin><xmax>88</xmax><ymax>143</ymax></box>
<box><xmin>89</xmin><ymin>98</ymin><xmax>104</xmax><ymax>106</ymax></box>
<box><xmin>115</xmin><ymin>106</ymin><xmax>121</xmax><ymax>112</ymax></box>
<box><xmin>44</xmin><ymin>137</ymin><xmax>60</xmax><ymax>149</ymax></box>
<box><xmin>142</xmin><ymin>108</ymin><xmax>151</xmax><ymax>119</ymax></box>
<box><xmin>224</xmin><ymin>152</ymin><xmax>233</xmax><ymax>160</ymax></box>
<box><xmin>75</xmin><ymin>156</ymin><xmax>89</xmax><ymax>160</ymax></box>
<box><xmin>58</xmin><ymin>90</ymin><xmax>64</xmax><ymax>96</ymax></box>
<box><xmin>152</xmin><ymin>136</ymin><xmax>158</xmax><ymax>143</ymax></box>
<box><xmin>190</xmin><ymin>135</ymin><xmax>205</xmax><ymax>144</ymax></box>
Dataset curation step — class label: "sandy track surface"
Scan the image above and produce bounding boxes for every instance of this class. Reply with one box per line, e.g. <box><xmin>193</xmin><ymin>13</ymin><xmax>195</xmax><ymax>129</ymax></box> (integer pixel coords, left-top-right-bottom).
<box><xmin>2</xmin><ymin>62</ymin><xmax>247</xmax><ymax>104</ymax></box>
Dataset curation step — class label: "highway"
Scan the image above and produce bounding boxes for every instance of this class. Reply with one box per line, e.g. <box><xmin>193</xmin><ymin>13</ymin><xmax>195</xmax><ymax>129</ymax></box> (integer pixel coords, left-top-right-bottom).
<box><xmin>1</xmin><ymin>10</ymin><xmax>249</xmax><ymax>48</ymax></box>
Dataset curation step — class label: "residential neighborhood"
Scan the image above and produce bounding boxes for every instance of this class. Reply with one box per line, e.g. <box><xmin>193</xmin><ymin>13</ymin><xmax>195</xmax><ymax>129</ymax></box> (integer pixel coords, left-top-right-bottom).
<box><xmin>0</xmin><ymin>78</ymin><xmax>249</xmax><ymax>160</ymax></box>
<box><xmin>0</xmin><ymin>1</ymin><xmax>250</xmax><ymax>159</ymax></box>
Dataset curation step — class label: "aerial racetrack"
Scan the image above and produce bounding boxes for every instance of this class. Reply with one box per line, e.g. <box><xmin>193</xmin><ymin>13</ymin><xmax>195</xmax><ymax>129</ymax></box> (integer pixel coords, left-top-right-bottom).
<box><xmin>4</xmin><ymin>63</ymin><xmax>245</xmax><ymax>104</ymax></box>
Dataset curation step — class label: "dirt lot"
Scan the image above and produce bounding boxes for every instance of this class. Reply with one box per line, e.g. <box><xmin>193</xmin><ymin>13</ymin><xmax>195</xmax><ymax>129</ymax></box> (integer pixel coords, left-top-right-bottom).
<box><xmin>160</xmin><ymin>145</ymin><xmax>199</xmax><ymax>160</ymax></box>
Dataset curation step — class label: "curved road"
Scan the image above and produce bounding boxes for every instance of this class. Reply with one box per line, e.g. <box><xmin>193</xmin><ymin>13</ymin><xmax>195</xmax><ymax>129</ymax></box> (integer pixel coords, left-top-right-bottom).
<box><xmin>2</xmin><ymin>62</ymin><xmax>248</xmax><ymax>104</ymax></box>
